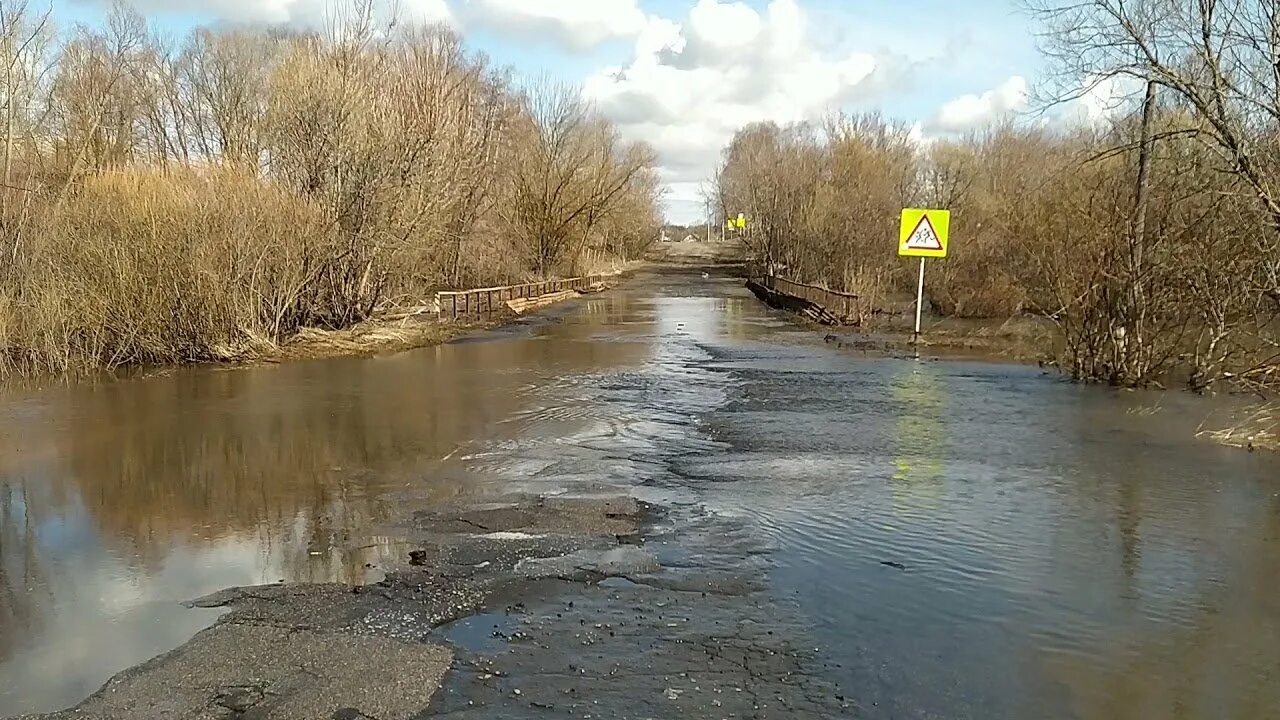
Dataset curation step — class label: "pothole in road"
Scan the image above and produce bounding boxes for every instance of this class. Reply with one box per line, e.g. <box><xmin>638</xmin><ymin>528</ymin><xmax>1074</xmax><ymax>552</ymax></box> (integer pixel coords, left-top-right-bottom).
<box><xmin>435</xmin><ymin>611</ymin><xmax>523</xmax><ymax>654</ymax></box>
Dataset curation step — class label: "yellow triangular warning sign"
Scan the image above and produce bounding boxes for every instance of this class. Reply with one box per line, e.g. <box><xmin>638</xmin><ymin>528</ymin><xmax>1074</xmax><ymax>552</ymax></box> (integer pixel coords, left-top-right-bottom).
<box><xmin>905</xmin><ymin>216</ymin><xmax>943</xmax><ymax>251</ymax></box>
<box><xmin>899</xmin><ymin>208</ymin><xmax>949</xmax><ymax>258</ymax></box>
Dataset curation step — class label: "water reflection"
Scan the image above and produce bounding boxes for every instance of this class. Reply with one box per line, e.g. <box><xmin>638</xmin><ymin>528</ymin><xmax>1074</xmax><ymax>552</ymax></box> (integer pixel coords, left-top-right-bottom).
<box><xmin>0</xmin><ymin>483</ymin><xmax>50</xmax><ymax>663</ymax></box>
<box><xmin>708</xmin><ymin>351</ymin><xmax>1280</xmax><ymax>720</ymax></box>
<box><xmin>0</xmin><ymin>300</ymin><xmax>650</xmax><ymax>716</ymax></box>
<box><xmin>890</xmin><ymin>364</ymin><xmax>946</xmax><ymax>512</ymax></box>
<box><xmin>1031</xmin><ymin>399</ymin><xmax>1280</xmax><ymax>720</ymax></box>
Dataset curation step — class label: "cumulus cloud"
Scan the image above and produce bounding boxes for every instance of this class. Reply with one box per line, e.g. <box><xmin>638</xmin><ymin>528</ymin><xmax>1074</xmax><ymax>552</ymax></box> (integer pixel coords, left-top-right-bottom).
<box><xmin>926</xmin><ymin>75</ymin><xmax>1028</xmax><ymax>133</ymax></box>
<box><xmin>460</xmin><ymin>0</ymin><xmax>649</xmax><ymax>50</ymax></box>
<box><xmin>1063</xmin><ymin>75</ymin><xmax>1144</xmax><ymax>127</ymax></box>
<box><xmin>585</xmin><ymin>0</ymin><xmax>882</xmax><ymax>206</ymax></box>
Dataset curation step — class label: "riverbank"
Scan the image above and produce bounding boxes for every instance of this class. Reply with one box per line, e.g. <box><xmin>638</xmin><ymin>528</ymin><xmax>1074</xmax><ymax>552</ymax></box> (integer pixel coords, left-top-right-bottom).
<box><xmin>1</xmin><ymin>242</ymin><xmax>733</xmax><ymax>385</ymax></box>
<box><xmin>747</xmin><ymin>276</ymin><xmax>1055</xmax><ymax>363</ymax></box>
<box><xmin>746</xmin><ymin>275</ymin><xmax>1280</xmax><ymax>451</ymax></box>
<box><xmin>199</xmin><ymin>250</ymin><xmax>734</xmax><ymax>366</ymax></box>
<box><xmin>267</xmin><ymin>284</ymin><xmax>609</xmax><ymax>364</ymax></box>
<box><xmin>239</xmin><ymin>261</ymin><xmax>691</xmax><ymax>365</ymax></box>
<box><xmin>816</xmin><ymin>315</ymin><xmax>1055</xmax><ymax>363</ymax></box>
<box><xmin>0</xmin><ymin>273</ymin><xmax>633</xmax><ymax>387</ymax></box>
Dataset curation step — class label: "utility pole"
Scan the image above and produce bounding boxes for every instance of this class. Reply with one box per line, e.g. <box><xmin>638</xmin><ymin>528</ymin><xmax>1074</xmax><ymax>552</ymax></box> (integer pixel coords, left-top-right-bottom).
<box><xmin>704</xmin><ymin>198</ymin><xmax>712</xmax><ymax>243</ymax></box>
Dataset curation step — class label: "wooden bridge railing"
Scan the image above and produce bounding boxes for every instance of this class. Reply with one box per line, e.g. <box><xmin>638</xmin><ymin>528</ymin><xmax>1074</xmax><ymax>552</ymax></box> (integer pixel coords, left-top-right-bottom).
<box><xmin>758</xmin><ymin>275</ymin><xmax>860</xmax><ymax>322</ymax></box>
<box><xmin>436</xmin><ymin>274</ymin><xmax>610</xmax><ymax>321</ymax></box>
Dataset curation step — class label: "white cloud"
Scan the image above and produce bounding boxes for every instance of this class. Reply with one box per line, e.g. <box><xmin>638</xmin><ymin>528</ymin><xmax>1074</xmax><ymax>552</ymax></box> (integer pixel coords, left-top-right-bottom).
<box><xmin>1064</xmin><ymin>74</ymin><xmax>1144</xmax><ymax>127</ymax></box>
<box><xmin>662</xmin><ymin>180</ymin><xmax>715</xmax><ymax>226</ymax></box>
<box><xmin>461</xmin><ymin>0</ymin><xmax>649</xmax><ymax>50</ymax></box>
<box><xmin>927</xmin><ymin>75</ymin><xmax>1028</xmax><ymax>133</ymax></box>
<box><xmin>396</xmin><ymin>0</ymin><xmax>455</xmax><ymax>26</ymax></box>
<box><xmin>585</xmin><ymin>0</ymin><xmax>882</xmax><ymax>219</ymax></box>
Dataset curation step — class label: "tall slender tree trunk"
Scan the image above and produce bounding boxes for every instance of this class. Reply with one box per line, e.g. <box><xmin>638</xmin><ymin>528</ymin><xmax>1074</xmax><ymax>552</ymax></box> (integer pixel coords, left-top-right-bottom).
<box><xmin>5</xmin><ymin>61</ymin><xmax>17</xmax><ymax>264</ymax></box>
<box><xmin>4</xmin><ymin>62</ymin><xmax>14</xmax><ymax>195</ymax></box>
<box><xmin>1126</xmin><ymin>80</ymin><xmax>1157</xmax><ymax>382</ymax></box>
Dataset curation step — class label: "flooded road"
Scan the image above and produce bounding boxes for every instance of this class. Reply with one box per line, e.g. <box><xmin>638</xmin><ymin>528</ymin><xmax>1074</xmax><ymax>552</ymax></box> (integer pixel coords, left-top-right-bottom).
<box><xmin>2</xmin><ymin>270</ymin><xmax>1279</xmax><ymax>718</ymax></box>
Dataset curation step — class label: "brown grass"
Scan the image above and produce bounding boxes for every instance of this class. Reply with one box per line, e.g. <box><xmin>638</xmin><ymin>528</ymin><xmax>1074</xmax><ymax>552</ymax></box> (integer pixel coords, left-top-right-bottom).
<box><xmin>276</xmin><ymin>320</ymin><xmax>461</xmax><ymax>362</ymax></box>
<box><xmin>1</xmin><ymin>169</ymin><xmax>333</xmax><ymax>376</ymax></box>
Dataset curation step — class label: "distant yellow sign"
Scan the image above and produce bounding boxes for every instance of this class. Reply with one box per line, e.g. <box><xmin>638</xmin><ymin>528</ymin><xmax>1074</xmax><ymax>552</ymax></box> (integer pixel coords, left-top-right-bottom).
<box><xmin>898</xmin><ymin>208</ymin><xmax>950</xmax><ymax>258</ymax></box>
<box><xmin>735</xmin><ymin>213</ymin><xmax>747</xmax><ymax>230</ymax></box>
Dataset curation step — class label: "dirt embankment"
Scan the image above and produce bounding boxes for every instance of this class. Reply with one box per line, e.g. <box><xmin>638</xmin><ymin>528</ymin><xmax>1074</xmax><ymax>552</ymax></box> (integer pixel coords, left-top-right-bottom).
<box><xmin>252</xmin><ymin>277</ymin><xmax>628</xmax><ymax>364</ymax></box>
<box><xmin>749</xmin><ymin>283</ymin><xmax>1055</xmax><ymax>363</ymax></box>
<box><xmin>820</xmin><ymin>315</ymin><xmax>1057</xmax><ymax>363</ymax></box>
<box><xmin>744</xmin><ymin>274</ymin><xmax>1055</xmax><ymax>363</ymax></box>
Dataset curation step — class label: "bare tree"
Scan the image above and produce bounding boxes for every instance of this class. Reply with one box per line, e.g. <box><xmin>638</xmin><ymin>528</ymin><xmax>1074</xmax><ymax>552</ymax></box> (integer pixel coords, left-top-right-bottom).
<box><xmin>1029</xmin><ymin>0</ymin><xmax>1280</xmax><ymax>250</ymax></box>
<box><xmin>0</xmin><ymin>0</ymin><xmax>52</xmax><ymax>269</ymax></box>
<box><xmin>0</xmin><ymin>0</ymin><xmax>51</xmax><ymax>194</ymax></box>
<box><xmin>502</xmin><ymin>81</ymin><xmax>656</xmax><ymax>277</ymax></box>
<box><xmin>177</xmin><ymin>29</ymin><xmax>276</xmax><ymax>167</ymax></box>
<box><xmin>1027</xmin><ymin>0</ymin><xmax>1280</xmax><ymax>387</ymax></box>
<box><xmin>0</xmin><ymin>1</ymin><xmax>663</xmax><ymax>379</ymax></box>
<box><xmin>45</xmin><ymin>1</ymin><xmax>147</xmax><ymax>189</ymax></box>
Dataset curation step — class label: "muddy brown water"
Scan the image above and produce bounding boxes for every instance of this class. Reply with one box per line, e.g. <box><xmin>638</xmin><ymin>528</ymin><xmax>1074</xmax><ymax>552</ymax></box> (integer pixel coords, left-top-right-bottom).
<box><xmin>2</xmin><ymin>270</ymin><xmax>1278</xmax><ymax>719</ymax></box>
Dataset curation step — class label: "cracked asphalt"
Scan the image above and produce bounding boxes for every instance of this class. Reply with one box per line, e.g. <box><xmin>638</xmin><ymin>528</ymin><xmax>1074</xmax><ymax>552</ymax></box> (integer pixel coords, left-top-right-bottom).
<box><xmin>26</xmin><ymin>488</ymin><xmax>847</xmax><ymax>719</ymax></box>
<box><xmin>424</xmin><ymin>502</ymin><xmax>853</xmax><ymax>719</ymax></box>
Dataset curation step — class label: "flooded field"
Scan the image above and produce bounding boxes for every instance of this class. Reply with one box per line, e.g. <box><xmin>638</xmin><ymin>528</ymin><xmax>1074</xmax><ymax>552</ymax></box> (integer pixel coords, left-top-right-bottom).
<box><xmin>2</xmin><ymin>270</ymin><xmax>1278</xmax><ymax>718</ymax></box>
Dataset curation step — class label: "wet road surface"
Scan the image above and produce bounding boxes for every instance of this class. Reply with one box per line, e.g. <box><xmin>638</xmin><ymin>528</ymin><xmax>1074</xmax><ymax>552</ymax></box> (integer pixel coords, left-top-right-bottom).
<box><xmin>2</xmin><ymin>269</ymin><xmax>1279</xmax><ymax>718</ymax></box>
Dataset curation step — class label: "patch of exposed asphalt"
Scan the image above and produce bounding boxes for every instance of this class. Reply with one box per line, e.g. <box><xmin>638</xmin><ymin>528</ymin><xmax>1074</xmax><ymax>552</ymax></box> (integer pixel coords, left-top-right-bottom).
<box><xmin>19</xmin><ymin>490</ymin><xmax>852</xmax><ymax>720</ymax></box>
<box><xmin>424</xmin><ymin>500</ymin><xmax>853</xmax><ymax>719</ymax></box>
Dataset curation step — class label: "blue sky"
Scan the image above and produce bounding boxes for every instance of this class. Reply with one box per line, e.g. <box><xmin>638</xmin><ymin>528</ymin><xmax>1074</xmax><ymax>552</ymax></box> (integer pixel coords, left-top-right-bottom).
<box><xmin>47</xmin><ymin>0</ymin><xmax>1047</xmax><ymax>223</ymax></box>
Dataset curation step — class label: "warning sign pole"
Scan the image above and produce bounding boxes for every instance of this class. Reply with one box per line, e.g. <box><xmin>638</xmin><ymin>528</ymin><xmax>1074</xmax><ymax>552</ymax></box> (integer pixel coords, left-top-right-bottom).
<box><xmin>914</xmin><ymin>257</ymin><xmax>926</xmax><ymax>341</ymax></box>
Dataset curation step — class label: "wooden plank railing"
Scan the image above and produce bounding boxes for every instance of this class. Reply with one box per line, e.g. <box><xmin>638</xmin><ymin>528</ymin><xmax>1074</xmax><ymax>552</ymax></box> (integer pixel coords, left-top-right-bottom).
<box><xmin>436</xmin><ymin>274</ymin><xmax>611</xmax><ymax>321</ymax></box>
<box><xmin>759</xmin><ymin>275</ymin><xmax>860</xmax><ymax>323</ymax></box>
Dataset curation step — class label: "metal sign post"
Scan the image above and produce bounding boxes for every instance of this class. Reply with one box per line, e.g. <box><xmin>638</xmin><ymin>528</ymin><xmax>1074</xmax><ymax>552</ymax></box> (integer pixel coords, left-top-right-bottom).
<box><xmin>914</xmin><ymin>257</ymin><xmax>926</xmax><ymax>340</ymax></box>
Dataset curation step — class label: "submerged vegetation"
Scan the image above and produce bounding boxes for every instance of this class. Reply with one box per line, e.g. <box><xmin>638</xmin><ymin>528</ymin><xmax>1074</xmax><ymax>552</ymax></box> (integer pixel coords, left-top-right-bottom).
<box><xmin>1199</xmin><ymin>403</ymin><xmax>1279</xmax><ymax>453</ymax></box>
<box><xmin>0</xmin><ymin>0</ymin><xmax>661</xmax><ymax>378</ymax></box>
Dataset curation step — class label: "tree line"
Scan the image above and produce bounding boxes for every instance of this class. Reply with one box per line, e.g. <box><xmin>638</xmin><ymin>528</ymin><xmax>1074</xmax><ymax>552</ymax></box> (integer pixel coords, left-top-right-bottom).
<box><xmin>718</xmin><ymin>0</ymin><xmax>1280</xmax><ymax>392</ymax></box>
<box><xmin>0</xmin><ymin>0</ymin><xmax>662</xmax><ymax>377</ymax></box>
